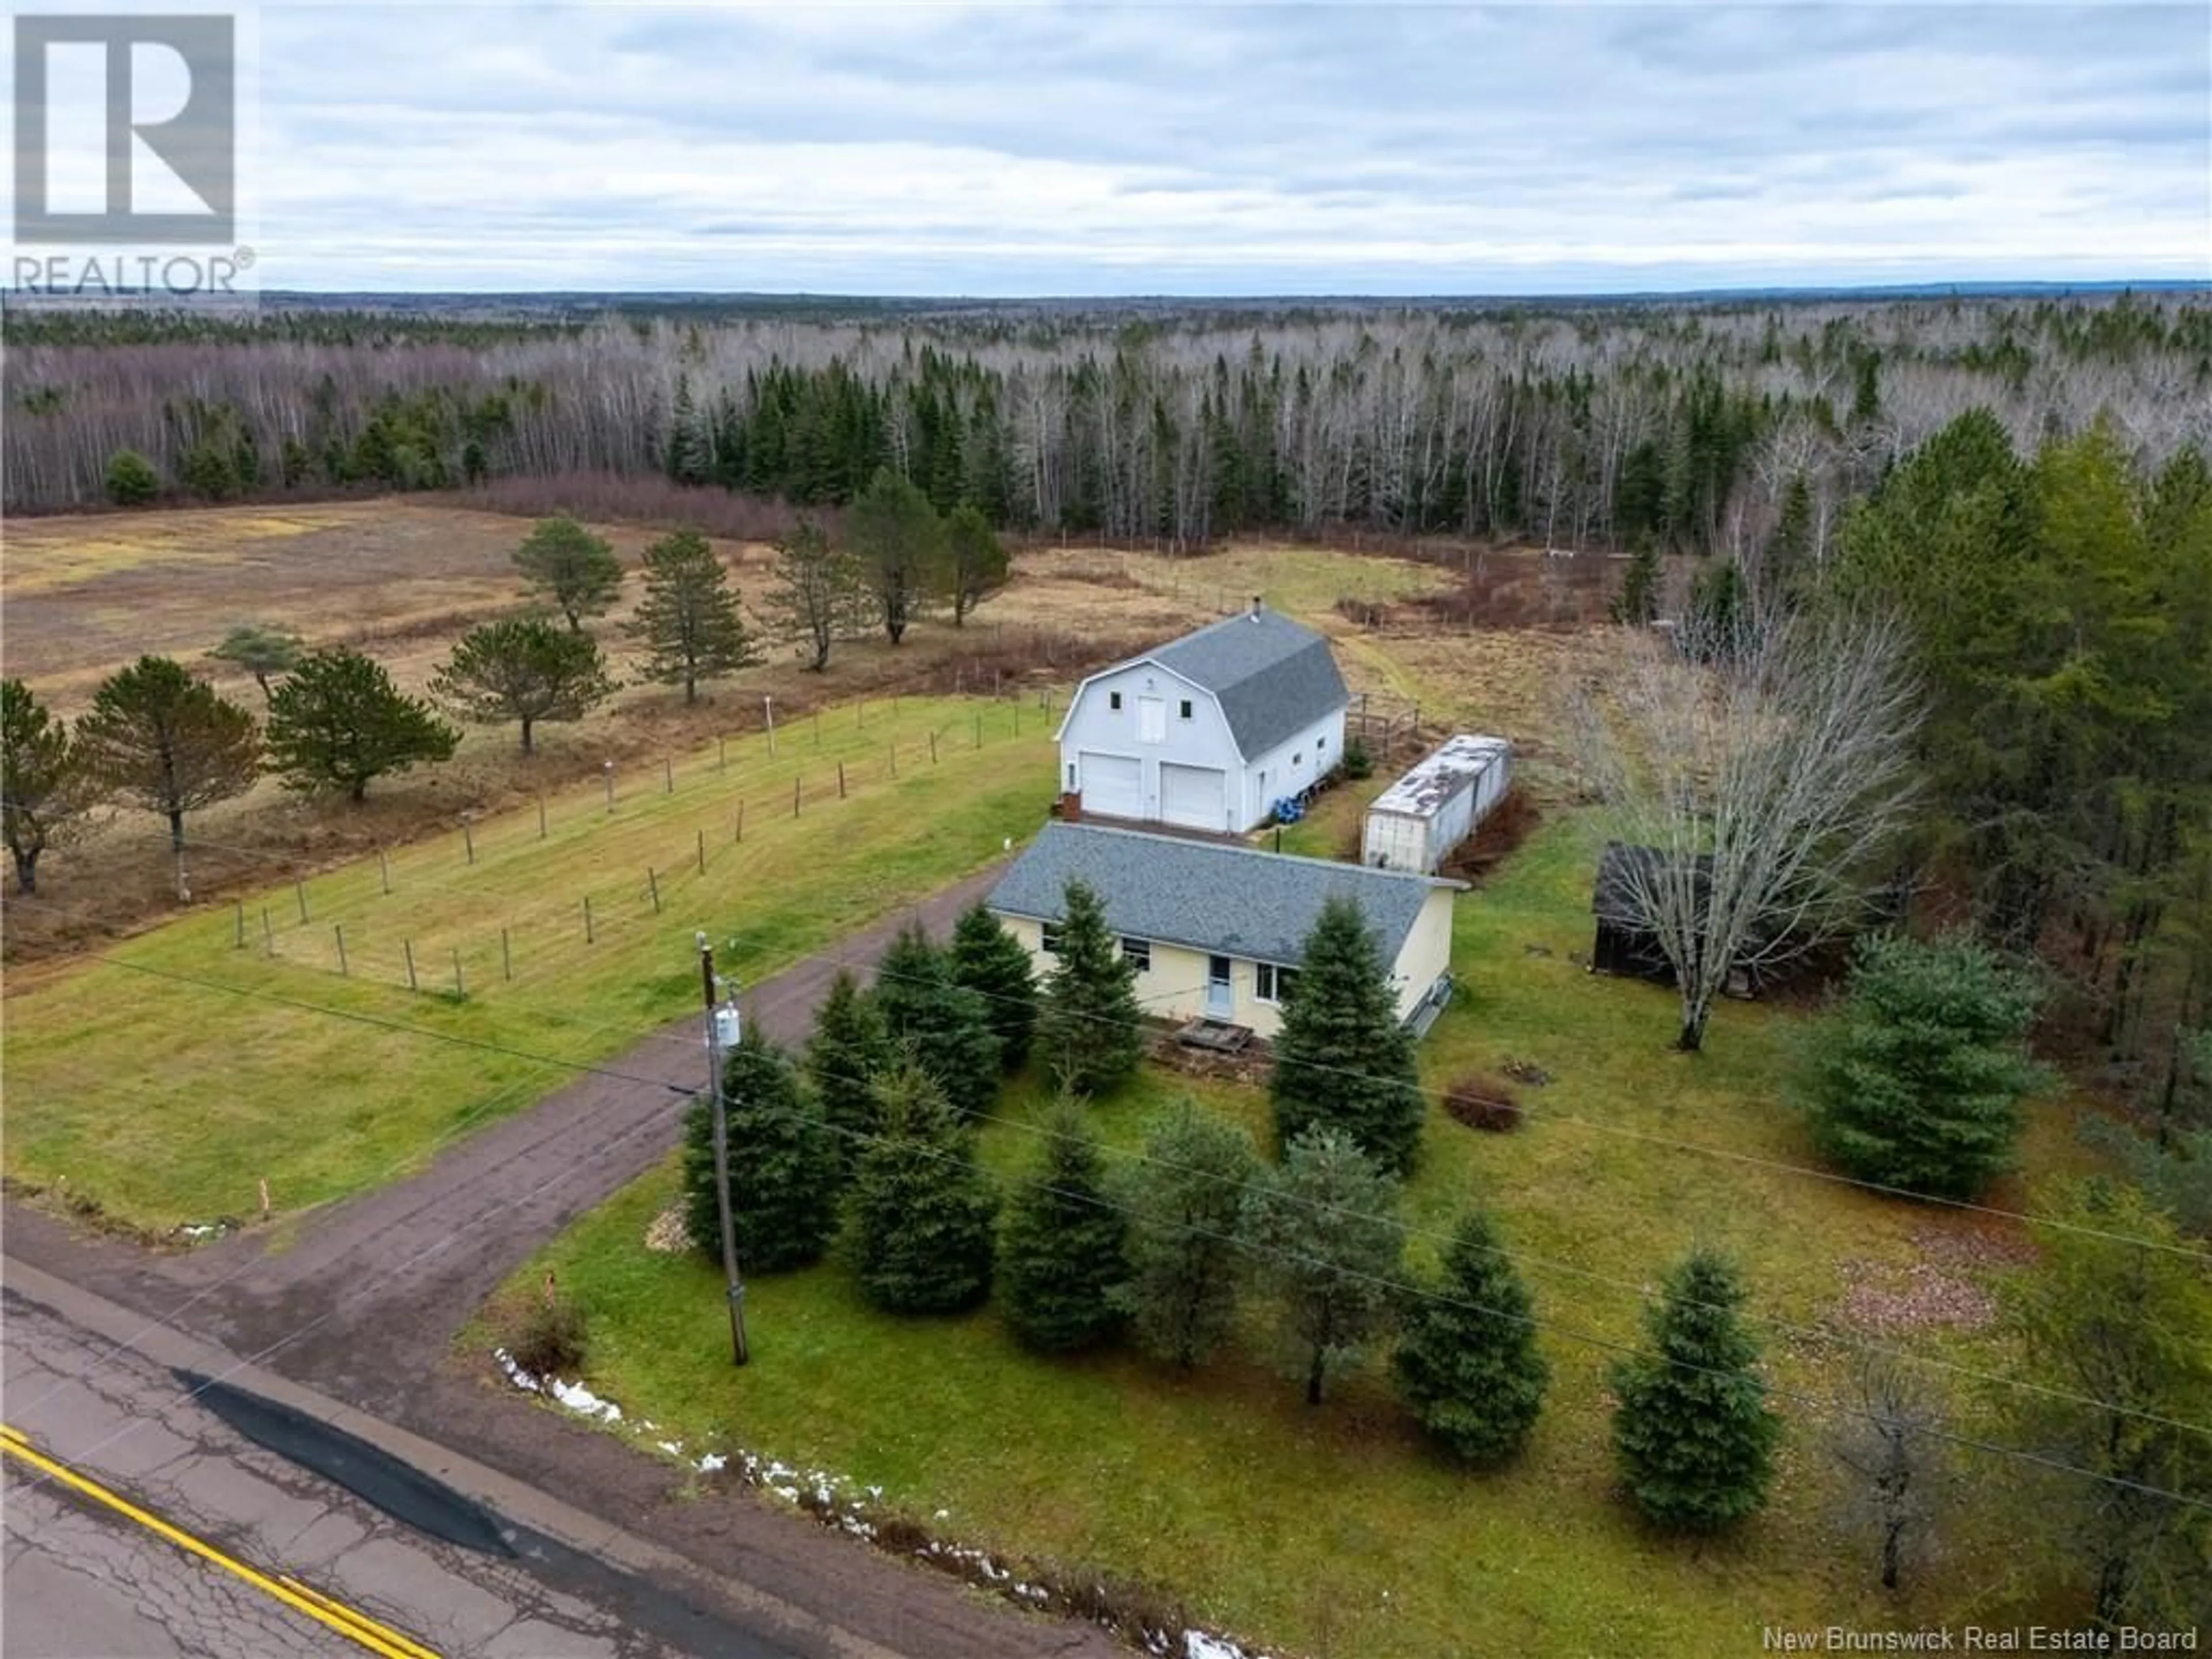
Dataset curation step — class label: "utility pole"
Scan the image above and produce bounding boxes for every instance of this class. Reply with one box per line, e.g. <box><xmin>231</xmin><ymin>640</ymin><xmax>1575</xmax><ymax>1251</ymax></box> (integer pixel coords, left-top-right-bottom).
<box><xmin>697</xmin><ymin>932</ymin><xmax>749</xmax><ymax>1365</ymax></box>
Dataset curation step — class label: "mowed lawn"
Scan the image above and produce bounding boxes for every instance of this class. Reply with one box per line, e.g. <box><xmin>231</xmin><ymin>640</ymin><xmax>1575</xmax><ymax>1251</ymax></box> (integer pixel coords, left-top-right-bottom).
<box><xmin>3</xmin><ymin>697</ymin><xmax>1056</xmax><ymax>1230</ymax></box>
<box><xmin>500</xmin><ymin>811</ymin><xmax>2073</xmax><ymax>1658</ymax></box>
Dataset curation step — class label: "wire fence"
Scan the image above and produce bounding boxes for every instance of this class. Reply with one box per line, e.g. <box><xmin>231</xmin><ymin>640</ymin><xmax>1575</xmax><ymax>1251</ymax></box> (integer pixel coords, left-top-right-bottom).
<box><xmin>212</xmin><ymin>691</ymin><xmax>1055</xmax><ymax>1003</ymax></box>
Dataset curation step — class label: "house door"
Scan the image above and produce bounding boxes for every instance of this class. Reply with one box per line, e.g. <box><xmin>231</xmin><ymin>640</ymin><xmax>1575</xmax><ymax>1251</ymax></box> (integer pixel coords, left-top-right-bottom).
<box><xmin>1206</xmin><ymin>955</ymin><xmax>1233</xmax><ymax>1019</ymax></box>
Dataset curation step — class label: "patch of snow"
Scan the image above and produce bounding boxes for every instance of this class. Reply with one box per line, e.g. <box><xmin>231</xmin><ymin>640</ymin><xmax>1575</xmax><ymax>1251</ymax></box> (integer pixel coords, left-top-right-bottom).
<box><xmin>656</xmin><ymin>1440</ymin><xmax>683</xmax><ymax>1457</ymax></box>
<box><xmin>1186</xmin><ymin>1634</ymin><xmax>1248</xmax><ymax>1659</ymax></box>
<box><xmin>696</xmin><ymin>1452</ymin><xmax>726</xmax><ymax>1474</ymax></box>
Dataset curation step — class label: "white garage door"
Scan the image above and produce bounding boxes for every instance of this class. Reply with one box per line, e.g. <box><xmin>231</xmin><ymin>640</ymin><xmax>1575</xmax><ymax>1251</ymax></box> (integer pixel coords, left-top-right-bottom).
<box><xmin>1160</xmin><ymin>762</ymin><xmax>1227</xmax><ymax>831</ymax></box>
<box><xmin>1080</xmin><ymin>751</ymin><xmax>1143</xmax><ymax>820</ymax></box>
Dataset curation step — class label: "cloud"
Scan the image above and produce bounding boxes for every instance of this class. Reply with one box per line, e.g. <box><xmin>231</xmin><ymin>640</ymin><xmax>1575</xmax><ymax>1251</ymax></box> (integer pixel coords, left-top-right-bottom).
<box><xmin>241</xmin><ymin>3</ymin><xmax>2211</xmax><ymax>293</ymax></box>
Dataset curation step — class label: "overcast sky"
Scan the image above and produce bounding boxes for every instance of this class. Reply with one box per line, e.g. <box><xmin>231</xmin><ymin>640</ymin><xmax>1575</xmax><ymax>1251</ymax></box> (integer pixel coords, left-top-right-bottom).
<box><xmin>234</xmin><ymin>3</ymin><xmax>2212</xmax><ymax>293</ymax></box>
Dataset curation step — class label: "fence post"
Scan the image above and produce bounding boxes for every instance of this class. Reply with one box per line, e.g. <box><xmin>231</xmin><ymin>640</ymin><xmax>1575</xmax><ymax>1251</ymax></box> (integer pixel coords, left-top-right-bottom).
<box><xmin>453</xmin><ymin>950</ymin><xmax>465</xmax><ymax>999</ymax></box>
<box><xmin>234</xmin><ymin>900</ymin><xmax>245</xmax><ymax>949</ymax></box>
<box><xmin>295</xmin><ymin>880</ymin><xmax>309</xmax><ymax>924</ymax></box>
<box><xmin>718</xmin><ymin>736</ymin><xmax>726</xmax><ymax>771</ymax></box>
<box><xmin>502</xmin><ymin>926</ymin><xmax>512</xmax><ymax>982</ymax></box>
<box><xmin>380</xmin><ymin>850</ymin><xmax>391</xmax><ymax>895</ymax></box>
<box><xmin>1013</xmin><ymin>702</ymin><xmax>1020</xmax><ymax>736</ymax></box>
<box><xmin>889</xmin><ymin>744</ymin><xmax>897</xmax><ymax>779</ymax></box>
<box><xmin>664</xmin><ymin>757</ymin><xmax>674</xmax><ymax>796</ymax></box>
<box><xmin>929</xmin><ymin>731</ymin><xmax>938</xmax><ymax>765</ymax></box>
<box><xmin>538</xmin><ymin>797</ymin><xmax>548</xmax><ymax>840</ymax></box>
<box><xmin>262</xmin><ymin>907</ymin><xmax>274</xmax><ymax>955</ymax></box>
<box><xmin>696</xmin><ymin>828</ymin><xmax>706</xmax><ymax>875</ymax></box>
<box><xmin>736</xmin><ymin>802</ymin><xmax>744</xmax><ymax>843</ymax></box>
<box><xmin>793</xmin><ymin>776</ymin><xmax>801</xmax><ymax>816</ymax></box>
<box><xmin>813</xmin><ymin>709</ymin><xmax>820</xmax><ymax>748</ymax></box>
<box><xmin>648</xmin><ymin>868</ymin><xmax>661</xmax><ymax>913</ymax></box>
<box><xmin>583</xmin><ymin>896</ymin><xmax>594</xmax><ymax>944</ymax></box>
<box><xmin>463</xmin><ymin>821</ymin><xmax>475</xmax><ymax>865</ymax></box>
<box><xmin>974</xmin><ymin>713</ymin><xmax>983</xmax><ymax>749</ymax></box>
<box><xmin>837</xmin><ymin>761</ymin><xmax>846</xmax><ymax>799</ymax></box>
<box><xmin>334</xmin><ymin>923</ymin><xmax>347</xmax><ymax>977</ymax></box>
<box><xmin>403</xmin><ymin>939</ymin><xmax>418</xmax><ymax>991</ymax></box>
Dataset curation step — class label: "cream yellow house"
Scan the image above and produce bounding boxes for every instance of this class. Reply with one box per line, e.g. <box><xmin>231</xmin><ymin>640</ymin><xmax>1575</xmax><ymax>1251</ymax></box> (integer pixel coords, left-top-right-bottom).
<box><xmin>987</xmin><ymin>823</ymin><xmax>1463</xmax><ymax>1040</ymax></box>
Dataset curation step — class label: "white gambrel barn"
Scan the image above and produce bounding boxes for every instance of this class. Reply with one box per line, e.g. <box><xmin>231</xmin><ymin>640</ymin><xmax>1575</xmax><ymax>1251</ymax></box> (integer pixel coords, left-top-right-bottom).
<box><xmin>1055</xmin><ymin>601</ymin><xmax>1350</xmax><ymax>834</ymax></box>
<box><xmin>1361</xmin><ymin>734</ymin><xmax>1513</xmax><ymax>874</ymax></box>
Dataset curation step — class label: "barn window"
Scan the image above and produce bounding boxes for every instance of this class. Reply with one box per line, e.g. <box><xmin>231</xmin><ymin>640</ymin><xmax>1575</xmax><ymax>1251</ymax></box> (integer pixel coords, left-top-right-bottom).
<box><xmin>1179</xmin><ymin>699</ymin><xmax>1194</xmax><ymax>720</ymax></box>
<box><xmin>1255</xmin><ymin>962</ymin><xmax>1298</xmax><ymax>1003</ymax></box>
<box><xmin>1293</xmin><ymin>752</ymin><xmax>1303</xmax><ymax>766</ymax></box>
<box><xmin>1109</xmin><ymin>691</ymin><xmax>1123</xmax><ymax>711</ymax></box>
<box><xmin>1041</xmin><ymin>923</ymin><xmax>1064</xmax><ymax>955</ymax></box>
<box><xmin>1120</xmin><ymin>937</ymin><xmax>1152</xmax><ymax>972</ymax></box>
<box><xmin>1318</xmin><ymin>734</ymin><xmax>1328</xmax><ymax>752</ymax></box>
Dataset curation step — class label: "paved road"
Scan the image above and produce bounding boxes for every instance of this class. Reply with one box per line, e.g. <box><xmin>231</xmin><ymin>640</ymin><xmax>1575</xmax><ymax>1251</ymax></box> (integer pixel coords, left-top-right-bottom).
<box><xmin>2</xmin><ymin>1279</ymin><xmax>795</xmax><ymax>1659</ymax></box>
<box><xmin>5</xmin><ymin>865</ymin><xmax>1116</xmax><ymax>1659</ymax></box>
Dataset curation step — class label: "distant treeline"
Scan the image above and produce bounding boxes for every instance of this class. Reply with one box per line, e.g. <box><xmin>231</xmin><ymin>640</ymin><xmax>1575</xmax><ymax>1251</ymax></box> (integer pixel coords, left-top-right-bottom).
<box><xmin>6</xmin><ymin>296</ymin><xmax>2208</xmax><ymax>560</ymax></box>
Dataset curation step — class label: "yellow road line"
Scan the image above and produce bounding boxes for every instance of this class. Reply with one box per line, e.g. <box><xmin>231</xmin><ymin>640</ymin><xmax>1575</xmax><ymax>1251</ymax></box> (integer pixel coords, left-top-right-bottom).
<box><xmin>0</xmin><ymin>1422</ymin><xmax>442</xmax><ymax>1659</ymax></box>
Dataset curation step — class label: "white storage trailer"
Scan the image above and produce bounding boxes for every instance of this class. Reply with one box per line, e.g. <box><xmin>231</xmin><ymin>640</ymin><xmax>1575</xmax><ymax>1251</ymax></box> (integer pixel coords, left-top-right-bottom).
<box><xmin>1361</xmin><ymin>735</ymin><xmax>1513</xmax><ymax>874</ymax></box>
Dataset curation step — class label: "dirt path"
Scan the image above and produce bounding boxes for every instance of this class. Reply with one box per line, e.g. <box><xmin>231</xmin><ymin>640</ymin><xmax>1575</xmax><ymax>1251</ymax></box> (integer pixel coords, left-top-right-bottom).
<box><xmin>1</xmin><ymin>862</ymin><xmax>1118</xmax><ymax>1659</ymax></box>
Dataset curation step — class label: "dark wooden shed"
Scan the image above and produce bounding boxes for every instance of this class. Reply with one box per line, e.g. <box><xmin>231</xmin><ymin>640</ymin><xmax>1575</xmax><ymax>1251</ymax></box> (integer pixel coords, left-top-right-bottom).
<box><xmin>1591</xmin><ymin>842</ymin><xmax>1708</xmax><ymax>986</ymax></box>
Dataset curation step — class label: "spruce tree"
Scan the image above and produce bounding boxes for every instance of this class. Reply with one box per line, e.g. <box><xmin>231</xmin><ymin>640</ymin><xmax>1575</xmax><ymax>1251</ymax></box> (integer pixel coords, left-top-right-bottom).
<box><xmin>807</xmin><ymin>968</ymin><xmax>894</xmax><ymax>1174</ymax></box>
<box><xmin>1269</xmin><ymin>896</ymin><xmax>1425</xmax><ymax>1175</ymax></box>
<box><xmin>1611</xmin><ymin>1247</ymin><xmax>1781</xmax><ymax>1532</ymax></box>
<box><xmin>1113</xmin><ymin>1100</ymin><xmax>1258</xmax><ymax>1369</ymax></box>
<box><xmin>681</xmin><ymin>1025</ymin><xmax>841</xmax><ymax>1274</ymax></box>
<box><xmin>1802</xmin><ymin>932</ymin><xmax>2047</xmax><ymax>1200</ymax></box>
<box><xmin>848</xmin><ymin>1065</ymin><xmax>998</xmax><ymax>1315</ymax></box>
<box><xmin>1243</xmin><ymin>1129</ymin><xmax>1405</xmax><ymax>1406</ymax></box>
<box><xmin>1035</xmin><ymin>878</ymin><xmax>1144</xmax><ymax>1097</ymax></box>
<box><xmin>874</xmin><ymin>922</ymin><xmax>1002</xmax><ymax>1120</ymax></box>
<box><xmin>1610</xmin><ymin>540</ymin><xmax>1661</xmax><ymax>625</ymax></box>
<box><xmin>1392</xmin><ymin>1207</ymin><xmax>1549</xmax><ymax>1466</ymax></box>
<box><xmin>999</xmin><ymin>1099</ymin><xmax>1130</xmax><ymax>1352</ymax></box>
<box><xmin>626</xmin><ymin>529</ymin><xmax>759</xmax><ymax>703</ymax></box>
<box><xmin>948</xmin><ymin>902</ymin><xmax>1038</xmax><ymax>1072</ymax></box>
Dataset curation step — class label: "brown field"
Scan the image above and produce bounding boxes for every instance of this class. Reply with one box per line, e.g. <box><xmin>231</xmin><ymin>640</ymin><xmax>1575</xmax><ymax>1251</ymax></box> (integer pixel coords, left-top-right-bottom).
<box><xmin>1</xmin><ymin>499</ymin><xmax>1605</xmax><ymax>960</ymax></box>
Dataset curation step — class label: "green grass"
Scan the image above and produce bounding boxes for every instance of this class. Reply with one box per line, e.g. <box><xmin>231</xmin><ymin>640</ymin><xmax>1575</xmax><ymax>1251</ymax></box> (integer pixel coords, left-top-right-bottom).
<box><xmin>499</xmin><ymin>810</ymin><xmax>2078</xmax><ymax>1658</ymax></box>
<box><xmin>3</xmin><ymin>697</ymin><xmax>1056</xmax><ymax>1229</ymax></box>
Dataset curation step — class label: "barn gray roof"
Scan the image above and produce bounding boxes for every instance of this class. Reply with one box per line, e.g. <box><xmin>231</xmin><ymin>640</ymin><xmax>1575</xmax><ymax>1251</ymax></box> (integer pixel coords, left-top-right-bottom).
<box><xmin>989</xmin><ymin>822</ymin><xmax>1459</xmax><ymax>968</ymax></box>
<box><xmin>1133</xmin><ymin>608</ymin><xmax>1350</xmax><ymax>759</ymax></box>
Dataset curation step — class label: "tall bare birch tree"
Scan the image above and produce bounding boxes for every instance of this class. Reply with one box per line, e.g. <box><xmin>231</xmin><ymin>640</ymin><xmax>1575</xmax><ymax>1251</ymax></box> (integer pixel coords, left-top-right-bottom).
<box><xmin>1573</xmin><ymin>607</ymin><xmax>1923</xmax><ymax>1051</ymax></box>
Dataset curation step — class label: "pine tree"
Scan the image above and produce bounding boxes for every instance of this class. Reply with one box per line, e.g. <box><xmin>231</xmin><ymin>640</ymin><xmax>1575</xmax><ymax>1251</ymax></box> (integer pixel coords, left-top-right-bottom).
<box><xmin>1392</xmin><ymin>1207</ymin><xmax>1550</xmax><ymax>1466</ymax></box>
<box><xmin>625</xmin><ymin>529</ymin><xmax>759</xmax><ymax>703</ymax></box>
<box><xmin>999</xmin><ymin>1099</ymin><xmax>1130</xmax><ymax>1352</ymax></box>
<box><xmin>431</xmin><ymin>616</ymin><xmax>613</xmax><ymax>755</ymax></box>
<box><xmin>207</xmin><ymin>624</ymin><xmax>305</xmax><ymax>704</ymax></box>
<box><xmin>512</xmin><ymin>514</ymin><xmax>623</xmax><ymax>632</ymax></box>
<box><xmin>848</xmin><ymin>1065</ymin><xmax>998</xmax><ymax>1315</ymax></box>
<box><xmin>0</xmin><ymin>679</ymin><xmax>89</xmax><ymax>896</ymax></box>
<box><xmin>264</xmin><ymin>648</ymin><xmax>459</xmax><ymax>802</ymax></box>
<box><xmin>1801</xmin><ymin>932</ymin><xmax>2048</xmax><ymax>1200</ymax></box>
<box><xmin>937</xmin><ymin>503</ymin><xmax>1009</xmax><ymax>626</ymax></box>
<box><xmin>1269</xmin><ymin>896</ymin><xmax>1424</xmax><ymax>1175</ymax></box>
<box><xmin>1243</xmin><ymin>1129</ymin><xmax>1405</xmax><ymax>1406</ymax></box>
<box><xmin>874</xmin><ymin>922</ymin><xmax>1002</xmax><ymax>1119</ymax></box>
<box><xmin>1611</xmin><ymin>1247</ymin><xmax>1781</xmax><ymax>1532</ymax></box>
<box><xmin>847</xmin><ymin>467</ymin><xmax>942</xmax><ymax>644</ymax></box>
<box><xmin>767</xmin><ymin>518</ymin><xmax>861</xmax><ymax>673</ymax></box>
<box><xmin>76</xmin><ymin>656</ymin><xmax>260</xmax><ymax>854</ymax></box>
<box><xmin>681</xmin><ymin>1025</ymin><xmax>841</xmax><ymax>1274</ymax></box>
<box><xmin>1036</xmin><ymin>879</ymin><xmax>1144</xmax><ymax>1097</ymax></box>
<box><xmin>1113</xmin><ymin>1100</ymin><xmax>1258</xmax><ymax>1369</ymax></box>
<box><xmin>807</xmin><ymin>969</ymin><xmax>894</xmax><ymax>1175</ymax></box>
<box><xmin>949</xmin><ymin>903</ymin><xmax>1038</xmax><ymax>1073</ymax></box>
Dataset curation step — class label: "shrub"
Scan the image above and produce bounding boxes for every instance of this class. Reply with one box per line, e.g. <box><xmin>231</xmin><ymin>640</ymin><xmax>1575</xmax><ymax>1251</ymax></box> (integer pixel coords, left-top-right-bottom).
<box><xmin>1342</xmin><ymin>736</ymin><xmax>1375</xmax><ymax>780</ymax></box>
<box><xmin>1443</xmin><ymin>1074</ymin><xmax>1522</xmax><ymax>1133</ymax></box>
<box><xmin>105</xmin><ymin>448</ymin><xmax>160</xmax><ymax>506</ymax></box>
<box><xmin>511</xmin><ymin>1294</ymin><xmax>589</xmax><ymax>1377</ymax></box>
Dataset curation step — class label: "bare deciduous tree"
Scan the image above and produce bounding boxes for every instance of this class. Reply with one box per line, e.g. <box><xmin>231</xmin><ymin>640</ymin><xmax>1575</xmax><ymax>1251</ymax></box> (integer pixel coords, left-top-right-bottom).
<box><xmin>1828</xmin><ymin>1357</ymin><xmax>1949</xmax><ymax>1592</ymax></box>
<box><xmin>1573</xmin><ymin>605</ymin><xmax>1923</xmax><ymax>1051</ymax></box>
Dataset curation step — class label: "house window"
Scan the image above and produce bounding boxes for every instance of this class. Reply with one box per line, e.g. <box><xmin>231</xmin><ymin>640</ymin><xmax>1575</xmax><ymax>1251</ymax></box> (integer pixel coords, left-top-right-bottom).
<box><xmin>1066</xmin><ymin>764</ymin><xmax>1077</xmax><ymax>790</ymax></box>
<box><xmin>1041</xmin><ymin>923</ymin><xmax>1064</xmax><ymax>955</ymax></box>
<box><xmin>1179</xmin><ymin>698</ymin><xmax>1194</xmax><ymax>720</ymax></box>
<box><xmin>1120</xmin><ymin>937</ymin><xmax>1152</xmax><ymax>972</ymax></box>
<box><xmin>1255</xmin><ymin>962</ymin><xmax>1299</xmax><ymax>1003</ymax></box>
<box><xmin>1109</xmin><ymin>691</ymin><xmax>1123</xmax><ymax>711</ymax></box>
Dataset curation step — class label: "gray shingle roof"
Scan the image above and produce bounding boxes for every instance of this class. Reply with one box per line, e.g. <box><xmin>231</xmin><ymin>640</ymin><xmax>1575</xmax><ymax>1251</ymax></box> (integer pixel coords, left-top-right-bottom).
<box><xmin>1142</xmin><ymin>608</ymin><xmax>1350</xmax><ymax>759</ymax></box>
<box><xmin>988</xmin><ymin>822</ymin><xmax>1459</xmax><ymax>968</ymax></box>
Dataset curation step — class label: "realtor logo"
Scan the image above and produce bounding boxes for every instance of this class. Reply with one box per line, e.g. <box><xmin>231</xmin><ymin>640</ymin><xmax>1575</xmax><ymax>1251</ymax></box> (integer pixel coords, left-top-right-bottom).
<box><xmin>14</xmin><ymin>14</ymin><xmax>236</xmax><ymax>244</ymax></box>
